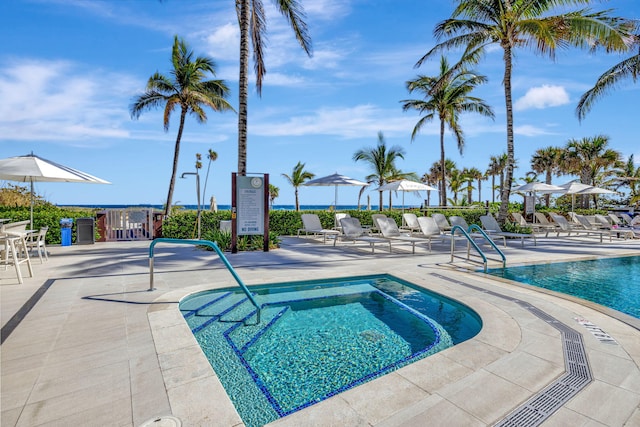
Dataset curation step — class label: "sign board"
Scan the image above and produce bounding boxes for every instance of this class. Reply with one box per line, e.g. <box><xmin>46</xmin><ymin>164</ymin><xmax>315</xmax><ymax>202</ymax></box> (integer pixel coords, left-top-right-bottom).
<box><xmin>525</xmin><ymin>195</ymin><xmax>534</xmax><ymax>214</ymax></box>
<box><xmin>236</xmin><ymin>175</ymin><xmax>265</xmax><ymax>235</ymax></box>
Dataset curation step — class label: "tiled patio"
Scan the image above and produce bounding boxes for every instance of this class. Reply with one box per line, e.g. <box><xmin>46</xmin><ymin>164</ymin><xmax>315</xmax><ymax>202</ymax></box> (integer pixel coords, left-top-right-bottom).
<box><xmin>2</xmin><ymin>235</ymin><xmax>639</xmax><ymax>426</ymax></box>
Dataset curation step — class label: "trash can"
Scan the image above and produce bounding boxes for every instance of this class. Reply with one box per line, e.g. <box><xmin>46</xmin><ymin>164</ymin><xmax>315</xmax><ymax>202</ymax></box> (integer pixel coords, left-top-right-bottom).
<box><xmin>60</xmin><ymin>218</ymin><xmax>73</xmax><ymax>246</ymax></box>
<box><xmin>76</xmin><ymin>217</ymin><xmax>95</xmax><ymax>245</ymax></box>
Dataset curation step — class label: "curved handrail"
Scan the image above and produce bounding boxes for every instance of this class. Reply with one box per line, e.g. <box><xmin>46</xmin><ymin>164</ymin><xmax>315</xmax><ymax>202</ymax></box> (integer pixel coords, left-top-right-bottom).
<box><xmin>450</xmin><ymin>225</ymin><xmax>487</xmax><ymax>271</ymax></box>
<box><xmin>148</xmin><ymin>238</ymin><xmax>260</xmax><ymax>323</ymax></box>
<box><xmin>467</xmin><ymin>224</ymin><xmax>506</xmax><ymax>269</ymax></box>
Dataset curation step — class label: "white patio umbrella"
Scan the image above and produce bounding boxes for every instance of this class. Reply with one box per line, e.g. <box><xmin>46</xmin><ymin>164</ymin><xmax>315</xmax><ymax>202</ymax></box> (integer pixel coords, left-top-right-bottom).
<box><xmin>574</xmin><ymin>186</ymin><xmax>617</xmax><ymax>209</ymax></box>
<box><xmin>0</xmin><ymin>153</ymin><xmax>111</xmax><ymax>228</ymax></box>
<box><xmin>374</xmin><ymin>180</ymin><xmax>438</xmax><ymax>213</ymax></box>
<box><xmin>512</xmin><ymin>182</ymin><xmax>565</xmax><ymax>221</ymax></box>
<box><xmin>303</xmin><ymin>173</ymin><xmax>368</xmax><ymax>208</ymax></box>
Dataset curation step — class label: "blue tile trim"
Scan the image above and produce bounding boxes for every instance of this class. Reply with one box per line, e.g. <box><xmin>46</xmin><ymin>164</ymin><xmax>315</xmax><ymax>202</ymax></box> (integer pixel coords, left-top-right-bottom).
<box><xmin>220</xmin><ymin>288</ymin><xmax>443</xmax><ymax>418</ymax></box>
<box><xmin>181</xmin><ymin>291</ymin><xmax>233</xmax><ymax>319</ymax></box>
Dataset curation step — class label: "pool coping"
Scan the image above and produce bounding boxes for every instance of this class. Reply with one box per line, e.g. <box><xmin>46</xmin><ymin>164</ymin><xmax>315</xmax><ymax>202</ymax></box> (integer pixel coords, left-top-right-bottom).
<box><xmin>146</xmin><ymin>257</ymin><xmax>640</xmax><ymax>426</ymax></box>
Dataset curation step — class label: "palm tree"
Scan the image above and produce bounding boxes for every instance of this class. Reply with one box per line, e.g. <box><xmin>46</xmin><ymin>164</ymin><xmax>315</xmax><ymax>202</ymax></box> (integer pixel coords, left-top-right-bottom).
<box><xmin>487</xmin><ymin>154</ymin><xmax>508</xmax><ymax>203</ymax></box>
<box><xmin>577</xmin><ymin>31</ymin><xmax>640</xmax><ymax>120</ymax></box>
<box><xmin>281</xmin><ymin>161</ymin><xmax>314</xmax><ymax>211</ymax></box>
<box><xmin>462</xmin><ymin>167</ymin><xmax>483</xmax><ymax>203</ymax></box>
<box><xmin>615</xmin><ymin>155</ymin><xmax>640</xmax><ymax>207</ymax></box>
<box><xmin>401</xmin><ymin>54</ymin><xmax>494</xmax><ymax>207</ymax></box>
<box><xmin>268</xmin><ymin>184</ymin><xmax>279</xmax><ymax>209</ymax></box>
<box><xmin>428</xmin><ymin>158</ymin><xmax>457</xmax><ymax>205</ymax></box>
<box><xmin>448</xmin><ymin>168</ymin><xmax>464</xmax><ymax>205</ymax></box>
<box><xmin>560</xmin><ymin>135</ymin><xmax>622</xmax><ymax>208</ymax></box>
<box><xmin>531</xmin><ymin>146</ymin><xmax>562</xmax><ymax>207</ymax></box>
<box><xmin>201</xmin><ymin>148</ymin><xmax>218</xmax><ymax>204</ymax></box>
<box><xmin>353</xmin><ymin>132</ymin><xmax>406</xmax><ymax>211</ymax></box>
<box><xmin>420</xmin><ymin>1</ymin><xmax>633</xmax><ymax>223</ymax></box>
<box><xmin>130</xmin><ymin>36</ymin><xmax>233</xmax><ymax>217</ymax></box>
<box><xmin>236</xmin><ymin>0</ymin><xmax>312</xmax><ymax>175</ymax></box>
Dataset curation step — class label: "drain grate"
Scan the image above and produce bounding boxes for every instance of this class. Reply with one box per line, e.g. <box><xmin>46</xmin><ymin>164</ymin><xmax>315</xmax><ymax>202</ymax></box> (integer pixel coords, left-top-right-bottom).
<box><xmin>431</xmin><ymin>273</ymin><xmax>593</xmax><ymax>427</ymax></box>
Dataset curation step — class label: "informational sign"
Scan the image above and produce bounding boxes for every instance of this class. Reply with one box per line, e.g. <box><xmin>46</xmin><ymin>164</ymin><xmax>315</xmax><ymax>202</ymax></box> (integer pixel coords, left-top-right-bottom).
<box><xmin>525</xmin><ymin>195</ymin><xmax>534</xmax><ymax>214</ymax></box>
<box><xmin>236</xmin><ymin>175</ymin><xmax>265</xmax><ymax>235</ymax></box>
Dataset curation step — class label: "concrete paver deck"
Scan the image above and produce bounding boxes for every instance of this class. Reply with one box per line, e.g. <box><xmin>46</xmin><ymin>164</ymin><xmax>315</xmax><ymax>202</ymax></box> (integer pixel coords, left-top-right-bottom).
<box><xmin>2</xmin><ymin>234</ymin><xmax>639</xmax><ymax>426</ymax></box>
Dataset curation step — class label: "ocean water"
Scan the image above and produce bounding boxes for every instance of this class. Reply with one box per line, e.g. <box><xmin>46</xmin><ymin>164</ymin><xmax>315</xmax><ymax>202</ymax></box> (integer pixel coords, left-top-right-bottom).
<box><xmin>58</xmin><ymin>204</ymin><xmax>420</xmax><ymax>211</ymax></box>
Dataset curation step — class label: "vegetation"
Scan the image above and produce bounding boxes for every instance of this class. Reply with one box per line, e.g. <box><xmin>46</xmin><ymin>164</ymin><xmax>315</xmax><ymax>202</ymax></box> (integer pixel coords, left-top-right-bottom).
<box><xmin>418</xmin><ymin>0</ymin><xmax>633</xmax><ymax>224</ymax></box>
<box><xmin>402</xmin><ymin>54</ymin><xmax>494</xmax><ymax>206</ymax></box>
<box><xmin>130</xmin><ymin>36</ymin><xmax>233</xmax><ymax>217</ymax></box>
<box><xmin>236</xmin><ymin>0</ymin><xmax>312</xmax><ymax>175</ymax></box>
<box><xmin>281</xmin><ymin>162</ymin><xmax>315</xmax><ymax>211</ymax></box>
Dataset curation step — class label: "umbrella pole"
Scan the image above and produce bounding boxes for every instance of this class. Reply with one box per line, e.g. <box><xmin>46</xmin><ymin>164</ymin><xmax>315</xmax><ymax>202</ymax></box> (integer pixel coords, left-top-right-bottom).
<box><xmin>30</xmin><ymin>179</ymin><xmax>34</xmax><ymax>230</ymax></box>
<box><xmin>334</xmin><ymin>185</ymin><xmax>338</xmax><ymax>209</ymax></box>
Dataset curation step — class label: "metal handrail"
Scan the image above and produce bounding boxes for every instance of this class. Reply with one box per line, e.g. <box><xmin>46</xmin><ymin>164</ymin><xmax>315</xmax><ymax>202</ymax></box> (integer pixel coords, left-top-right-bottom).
<box><xmin>467</xmin><ymin>224</ymin><xmax>506</xmax><ymax>269</ymax></box>
<box><xmin>450</xmin><ymin>225</ymin><xmax>488</xmax><ymax>271</ymax></box>
<box><xmin>148</xmin><ymin>238</ymin><xmax>261</xmax><ymax>323</ymax></box>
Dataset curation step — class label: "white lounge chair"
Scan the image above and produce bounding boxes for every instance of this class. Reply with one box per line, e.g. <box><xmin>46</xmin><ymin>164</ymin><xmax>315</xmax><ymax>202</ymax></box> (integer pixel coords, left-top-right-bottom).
<box><xmin>400</xmin><ymin>213</ymin><xmax>421</xmax><ymax>234</ymax></box>
<box><xmin>512</xmin><ymin>212</ymin><xmax>557</xmax><ymax>237</ymax></box>
<box><xmin>371</xmin><ymin>214</ymin><xmax>388</xmax><ymax>234</ymax></box>
<box><xmin>575</xmin><ymin>214</ymin><xmax>634</xmax><ymax>240</ymax></box>
<box><xmin>431</xmin><ymin>213</ymin><xmax>452</xmax><ymax>232</ymax></box>
<box><xmin>621</xmin><ymin>213</ymin><xmax>640</xmax><ymax>227</ymax></box>
<box><xmin>377</xmin><ymin>217</ymin><xmax>429</xmax><ymax>254</ymax></box>
<box><xmin>534</xmin><ymin>212</ymin><xmax>562</xmax><ymax>236</ymax></box>
<box><xmin>334</xmin><ymin>217</ymin><xmax>389</xmax><ymax>253</ymax></box>
<box><xmin>297</xmin><ymin>214</ymin><xmax>340</xmax><ymax>243</ymax></box>
<box><xmin>26</xmin><ymin>226</ymin><xmax>49</xmax><ymax>263</ymax></box>
<box><xmin>549</xmin><ymin>213</ymin><xmax>605</xmax><ymax>241</ymax></box>
<box><xmin>334</xmin><ymin>213</ymin><xmax>350</xmax><ymax>233</ymax></box>
<box><xmin>449</xmin><ymin>215</ymin><xmax>506</xmax><ymax>247</ymax></box>
<box><xmin>480</xmin><ymin>215</ymin><xmax>536</xmax><ymax>247</ymax></box>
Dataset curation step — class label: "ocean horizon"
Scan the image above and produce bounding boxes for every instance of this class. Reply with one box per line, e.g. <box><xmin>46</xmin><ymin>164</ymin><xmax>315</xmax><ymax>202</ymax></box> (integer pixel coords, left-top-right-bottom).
<box><xmin>58</xmin><ymin>203</ymin><xmax>424</xmax><ymax>211</ymax></box>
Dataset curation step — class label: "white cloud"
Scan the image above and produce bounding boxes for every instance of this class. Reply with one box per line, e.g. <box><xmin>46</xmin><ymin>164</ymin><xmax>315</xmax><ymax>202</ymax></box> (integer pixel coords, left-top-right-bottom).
<box><xmin>514</xmin><ymin>85</ymin><xmax>570</xmax><ymax>111</ymax></box>
<box><xmin>514</xmin><ymin>124</ymin><xmax>557</xmax><ymax>137</ymax></box>
<box><xmin>0</xmin><ymin>59</ymin><xmax>134</xmax><ymax>142</ymax></box>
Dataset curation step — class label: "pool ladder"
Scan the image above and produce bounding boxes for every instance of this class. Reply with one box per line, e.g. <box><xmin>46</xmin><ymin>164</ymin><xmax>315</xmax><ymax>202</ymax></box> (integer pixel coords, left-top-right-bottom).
<box><xmin>148</xmin><ymin>238</ymin><xmax>261</xmax><ymax>324</ymax></box>
<box><xmin>449</xmin><ymin>225</ymin><xmax>506</xmax><ymax>272</ymax></box>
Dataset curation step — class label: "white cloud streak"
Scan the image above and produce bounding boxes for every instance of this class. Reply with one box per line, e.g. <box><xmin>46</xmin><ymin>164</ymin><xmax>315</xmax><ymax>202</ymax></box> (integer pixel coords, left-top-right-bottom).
<box><xmin>514</xmin><ymin>85</ymin><xmax>570</xmax><ymax>111</ymax></box>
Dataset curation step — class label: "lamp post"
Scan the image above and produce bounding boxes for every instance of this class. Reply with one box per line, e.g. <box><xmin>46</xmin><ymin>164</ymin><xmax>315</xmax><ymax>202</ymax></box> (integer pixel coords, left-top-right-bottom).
<box><xmin>181</xmin><ymin>172</ymin><xmax>201</xmax><ymax>239</ymax></box>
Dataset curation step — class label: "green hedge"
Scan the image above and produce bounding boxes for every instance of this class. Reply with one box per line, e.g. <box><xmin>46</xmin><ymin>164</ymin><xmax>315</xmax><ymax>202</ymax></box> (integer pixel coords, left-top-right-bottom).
<box><xmin>0</xmin><ymin>205</ymin><xmax>98</xmax><ymax>245</ymax></box>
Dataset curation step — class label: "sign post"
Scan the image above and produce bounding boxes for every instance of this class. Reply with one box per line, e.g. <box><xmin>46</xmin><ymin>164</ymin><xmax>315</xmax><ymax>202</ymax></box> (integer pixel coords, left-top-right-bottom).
<box><xmin>231</xmin><ymin>173</ymin><xmax>269</xmax><ymax>253</ymax></box>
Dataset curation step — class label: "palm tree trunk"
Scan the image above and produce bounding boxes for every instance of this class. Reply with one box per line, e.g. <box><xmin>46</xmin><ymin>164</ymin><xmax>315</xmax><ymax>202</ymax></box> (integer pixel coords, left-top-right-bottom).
<box><xmin>440</xmin><ymin>119</ymin><xmax>446</xmax><ymax>206</ymax></box>
<box><xmin>499</xmin><ymin>46</ymin><xmax>515</xmax><ymax>224</ymax></box>
<box><xmin>295</xmin><ymin>187</ymin><xmax>299</xmax><ymax>211</ymax></box>
<box><xmin>165</xmin><ymin>108</ymin><xmax>187</xmax><ymax>216</ymax></box>
<box><xmin>545</xmin><ymin>170</ymin><xmax>552</xmax><ymax>207</ymax></box>
<box><xmin>237</xmin><ymin>0</ymin><xmax>250</xmax><ymax>176</ymax></box>
<box><xmin>378</xmin><ymin>181</ymin><xmax>384</xmax><ymax>211</ymax></box>
<box><xmin>492</xmin><ymin>174</ymin><xmax>495</xmax><ymax>203</ymax></box>
<box><xmin>477</xmin><ymin>179</ymin><xmax>482</xmax><ymax>203</ymax></box>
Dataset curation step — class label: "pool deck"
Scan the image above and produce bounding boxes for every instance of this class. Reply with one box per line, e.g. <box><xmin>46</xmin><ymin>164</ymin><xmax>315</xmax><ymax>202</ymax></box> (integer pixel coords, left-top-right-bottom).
<box><xmin>2</xmin><ymin>234</ymin><xmax>639</xmax><ymax>426</ymax></box>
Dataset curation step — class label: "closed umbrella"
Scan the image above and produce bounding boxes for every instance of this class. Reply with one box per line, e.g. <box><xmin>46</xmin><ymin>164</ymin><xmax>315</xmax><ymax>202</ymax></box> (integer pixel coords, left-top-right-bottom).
<box><xmin>374</xmin><ymin>180</ymin><xmax>438</xmax><ymax>213</ymax></box>
<box><xmin>0</xmin><ymin>153</ymin><xmax>111</xmax><ymax>228</ymax></box>
<box><xmin>304</xmin><ymin>173</ymin><xmax>368</xmax><ymax>208</ymax></box>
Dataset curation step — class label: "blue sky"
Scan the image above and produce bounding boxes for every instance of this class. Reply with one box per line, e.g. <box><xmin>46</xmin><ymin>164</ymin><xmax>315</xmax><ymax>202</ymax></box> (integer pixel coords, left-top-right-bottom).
<box><xmin>2</xmin><ymin>0</ymin><xmax>638</xmax><ymax>208</ymax></box>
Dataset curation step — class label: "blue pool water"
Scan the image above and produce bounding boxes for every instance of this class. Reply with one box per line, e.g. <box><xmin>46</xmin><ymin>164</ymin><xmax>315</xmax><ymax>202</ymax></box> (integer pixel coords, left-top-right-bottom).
<box><xmin>180</xmin><ymin>274</ymin><xmax>482</xmax><ymax>427</ymax></box>
<box><xmin>486</xmin><ymin>255</ymin><xmax>640</xmax><ymax>319</ymax></box>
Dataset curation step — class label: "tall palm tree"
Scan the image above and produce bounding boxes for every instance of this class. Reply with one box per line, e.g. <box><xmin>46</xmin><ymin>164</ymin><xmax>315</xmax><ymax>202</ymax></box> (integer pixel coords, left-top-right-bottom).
<box><xmin>420</xmin><ymin>0</ymin><xmax>633</xmax><ymax>223</ymax></box>
<box><xmin>236</xmin><ymin>0</ymin><xmax>312</xmax><ymax>175</ymax></box>
<box><xmin>560</xmin><ymin>135</ymin><xmax>622</xmax><ymax>208</ymax></box>
<box><xmin>487</xmin><ymin>153</ymin><xmax>508</xmax><ymax>203</ymax></box>
<box><xmin>462</xmin><ymin>167</ymin><xmax>483</xmax><ymax>203</ymax></box>
<box><xmin>531</xmin><ymin>146</ymin><xmax>562</xmax><ymax>207</ymax></box>
<box><xmin>429</xmin><ymin>158</ymin><xmax>457</xmax><ymax>205</ymax></box>
<box><xmin>130</xmin><ymin>36</ymin><xmax>233</xmax><ymax>217</ymax></box>
<box><xmin>353</xmin><ymin>132</ymin><xmax>406</xmax><ymax>211</ymax></box>
<box><xmin>201</xmin><ymin>148</ymin><xmax>218</xmax><ymax>205</ymax></box>
<box><xmin>447</xmin><ymin>168</ymin><xmax>464</xmax><ymax>205</ymax></box>
<box><xmin>281</xmin><ymin>161</ymin><xmax>314</xmax><ymax>211</ymax></box>
<box><xmin>401</xmin><ymin>54</ymin><xmax>494</xmax><ymax>207</ymax></box>
<box><xmin>577</xmin><ymin>31</ymin><xmax>640</xmax><ymax>120</ymax></box>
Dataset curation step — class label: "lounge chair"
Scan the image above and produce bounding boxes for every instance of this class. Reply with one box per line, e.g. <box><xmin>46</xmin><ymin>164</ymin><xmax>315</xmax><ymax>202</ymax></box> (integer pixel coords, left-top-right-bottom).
<box><xmin>534</xmin><ymin>212</ymin><xmax>562</xmax><ymax>236</ymax></box>
<box><xmin>377</xmin><ymin>217</ymin><xmax>429</xmax><ymax>254</ymax></box>
<box><xmin>620</xmin><ymin>213</ymin><xmax>640</xmax><ymax>227</ymax></box>
<box><xmin>371</xmin><ymin>214</ymin><xmax>388</xmax><ymax>234</ymax></box>
<box><xmin>431</xmin><ymin>213</ymin><xmax>452</xmax><ymax>232</ymax></box>
<box><xmin>450</xmin><ymin>215</ymin><xmax>506</xmax><ymax>247</ymax></box>
<box><xmin>512</xmin><ymin>212</ymin><xmax>557</xmax><ymax>237</ymax></box>
<box><xmin>297</xmin><ymin>214</ymin><xmax>340</xmax><ymax>243</ymax></box>
<box><xmin>334</xmin><ymin>217</ymin><xmax>389</xmax><ymax>253</ymax></box>
<box><xmin>548</xmin><ymin>213</ymin><xmax>607</xmax><ymax>241</ymax></box>
<box><xmin>334</xmin><ymin>213</ymin><xmax>350</xmax><ymax>233</ymax></box>
<box><xmin>480</xmin><ymin>215</ymin><xmax>537</xmax><ymax>247</ymax></box>
<box><xmin>416</xmin><ymin>216</ymin><xmax>473</xmax><ymax>250</ymax></box>
<box><xmin>575</xmin><ymin>214</ymin><xmax>634</xmax><ymax>240</ymax></box>
<box><xmin>607</xmin><ymin>213</ymin><xmax>623</xmax><ymax>226</ymax></box>
<box><xmin>400</xmin><ymin>213</ymin><xmax>421</xmax><ymax>234</ymax></box>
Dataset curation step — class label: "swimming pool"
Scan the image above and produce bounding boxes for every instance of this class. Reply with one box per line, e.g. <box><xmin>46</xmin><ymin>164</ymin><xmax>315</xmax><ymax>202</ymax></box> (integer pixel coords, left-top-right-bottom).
<box><xmin>486</xmin><ymin>255</ymin><xmax>640</xmax><ymax>319</ymax></box>
<box><xmin>180</xmin><ymin>274</ymin><xmax>482</xmax><ymax>427</ymax></box>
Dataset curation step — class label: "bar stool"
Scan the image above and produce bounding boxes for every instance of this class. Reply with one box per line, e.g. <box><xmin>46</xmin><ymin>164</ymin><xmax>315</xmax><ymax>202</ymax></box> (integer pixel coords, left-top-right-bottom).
<box><xmin>1</xmin><ymin>233</ymin><xmax>34</xmax><ymax>284</ymax></box>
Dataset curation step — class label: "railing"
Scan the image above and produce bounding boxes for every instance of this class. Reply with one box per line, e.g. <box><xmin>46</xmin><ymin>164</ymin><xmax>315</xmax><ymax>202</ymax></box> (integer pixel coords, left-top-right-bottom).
<box><xmin>449</xmin><ymin>225</ymin><xmax>506</xmax><ymax>272</ymax></box>
<box><xmin>148</xmin><ymin>238</ymin><xmax>261</xmax><ymax>324</ymax></box>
